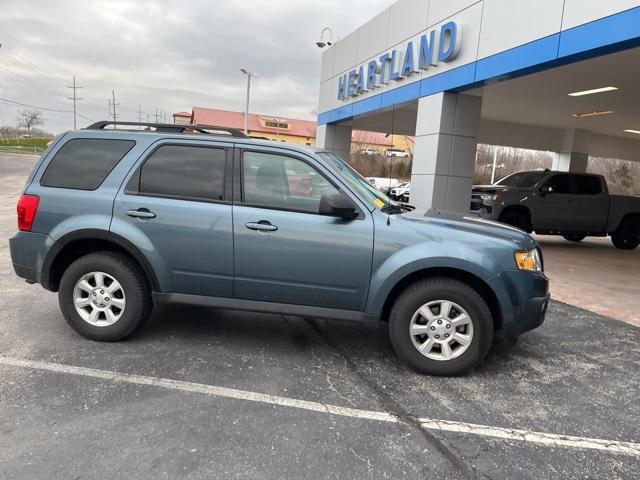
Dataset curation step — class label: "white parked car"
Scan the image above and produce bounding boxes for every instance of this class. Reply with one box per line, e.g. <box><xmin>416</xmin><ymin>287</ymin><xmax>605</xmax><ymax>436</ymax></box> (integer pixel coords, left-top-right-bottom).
<box><xmin>385</xmin><ymin>149</ymin><xmax>411</xmax><ymax>158</ymax></box>
<box><xmin>366</xmin><ymin>177</ymin><xmax>399</xmax><ymax>192</ymax></box>
<box><xmin>389</xmin><ymin>182</ymin><xmax>411</xmax><ymax>202</ymax></box>
<box><xmin>359</xmin><ymin>148</ymin><xmax>378</xmax><ymax>155</ymax></box>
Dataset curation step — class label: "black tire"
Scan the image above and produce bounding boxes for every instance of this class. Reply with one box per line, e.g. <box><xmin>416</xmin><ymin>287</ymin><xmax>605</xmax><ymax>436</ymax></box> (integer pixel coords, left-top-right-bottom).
<box><xmin>499</xmin><ymin>210</ymin><xmax>530</xmax><ymax>232</ymax></box>
<box><xmin>611</xmin><ymin>218</ymin><xmax>640</xmax><ymax>250</ymax></box>
<box><xmin>562</xmin><ymin>233</ymin><xmax>586</xmax><ymax>242</ymax></box>
<box><xmin>389</xmin><ymin>278</ymin><xmax>494</xmax><ymax>376</ymax></box>
<box><xmin>58</xmin><ymin>252</ymin><xmax>152</xmax><ymax>341</ymax></box>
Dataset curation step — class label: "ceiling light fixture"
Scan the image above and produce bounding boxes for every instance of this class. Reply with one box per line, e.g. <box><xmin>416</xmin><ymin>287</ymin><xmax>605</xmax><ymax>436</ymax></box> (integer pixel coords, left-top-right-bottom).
<box><xmin>568</xmin><ymin>86</ymin><xmax>618</xmax><ymax>97</ymax></box>
<box><xmin>624</xmin><ymin>129</ymin><xmax>640</xmax><ymax>135</ymax></box>
<box><xmin>571</xmin><ymin>110</ymin><xmax>614</xmax><ymax>118</ymax></box>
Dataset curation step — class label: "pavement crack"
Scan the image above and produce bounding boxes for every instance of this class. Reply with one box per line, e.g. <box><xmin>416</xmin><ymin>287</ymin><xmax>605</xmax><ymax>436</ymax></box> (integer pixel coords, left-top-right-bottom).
<box><xmin>302</xmin><ymin>318</ymin><xmax>480</xmax><ymax>480</ymax></box>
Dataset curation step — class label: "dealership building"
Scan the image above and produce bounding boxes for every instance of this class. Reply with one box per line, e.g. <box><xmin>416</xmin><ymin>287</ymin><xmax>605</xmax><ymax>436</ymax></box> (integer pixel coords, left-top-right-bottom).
<box><xmin>316</xmin><ymin>1</ymin><xmax>640</xmax><ymax>212</ymax></box>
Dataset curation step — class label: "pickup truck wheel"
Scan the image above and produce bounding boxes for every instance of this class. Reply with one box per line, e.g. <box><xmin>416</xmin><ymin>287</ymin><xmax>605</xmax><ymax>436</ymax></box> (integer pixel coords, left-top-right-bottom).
<box><xmin>389</xmin><ymin>278</ymin><xmax>493</xmax><ymax>376</ymax></box>
<box><xmin>611</xmin><ymin>219</ymin><xmax>640</xmax><ymax>250</ymax></box>
<box><xmin>58</xmin><ymin>252</ymin><xmax>152</xmax><ymax>341</ymax></box>
<box><xmin>499</xmin><ymin>211</ymin><xmax>530</xmax><ymax>232</ymax></box>
<box><xmin>562</xmin><ymin>234</ymin><xmax>586</xmax><ymax>242</ymax></box>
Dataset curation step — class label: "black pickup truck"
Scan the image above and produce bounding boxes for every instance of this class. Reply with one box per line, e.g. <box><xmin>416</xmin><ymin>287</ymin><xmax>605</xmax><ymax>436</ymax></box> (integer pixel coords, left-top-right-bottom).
<box><xmin>471</xmin><ymin>170</ymin><xmax>640</xmax><ymax>250</ymax></box>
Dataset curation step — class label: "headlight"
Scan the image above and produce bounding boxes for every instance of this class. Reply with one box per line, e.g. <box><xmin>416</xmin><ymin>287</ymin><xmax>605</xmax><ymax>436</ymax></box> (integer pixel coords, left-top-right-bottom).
<box><xmin>480</xmin><ymin>192</ymin><xmax>501</xmax><ymax>204</ymax></box>
<box><xmin>514</xmin><ymin>249</ymin><xmax>542</xmax><ymax>272</ymax></box>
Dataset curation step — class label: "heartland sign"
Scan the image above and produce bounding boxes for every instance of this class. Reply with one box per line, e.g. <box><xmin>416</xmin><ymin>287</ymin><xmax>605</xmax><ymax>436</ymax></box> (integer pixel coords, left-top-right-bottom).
<box><xmin>337</xmin><ymin>21</ymin><xmax>462</xmax><ymax>101</ymax></box>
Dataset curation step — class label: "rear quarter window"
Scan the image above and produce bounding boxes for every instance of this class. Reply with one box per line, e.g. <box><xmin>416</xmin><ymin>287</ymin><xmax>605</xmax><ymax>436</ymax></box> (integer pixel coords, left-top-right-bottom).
<box><xmin>575</xmin><ymin>175</ymin><xmax>603</xmax><ymax>195</ymax></box>
<box><xmin>40</xmin><ymin>138</ymin><xmax>135</xmax><ymax>190</ymax></box>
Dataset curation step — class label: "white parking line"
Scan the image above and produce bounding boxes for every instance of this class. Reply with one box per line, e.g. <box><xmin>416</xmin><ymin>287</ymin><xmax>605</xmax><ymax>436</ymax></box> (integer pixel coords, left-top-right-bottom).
<box><xmin>2</xmin><ymin>355</ymin><xmax>639</xmax><ymax>458</ymax></box>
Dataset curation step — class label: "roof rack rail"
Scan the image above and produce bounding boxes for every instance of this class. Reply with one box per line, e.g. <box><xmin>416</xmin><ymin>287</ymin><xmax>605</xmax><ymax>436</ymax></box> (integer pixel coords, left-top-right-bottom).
<box><xmin>85</xmin><ymin>121</ymin><xmax>249</xmax><ymax>138</ymax></box>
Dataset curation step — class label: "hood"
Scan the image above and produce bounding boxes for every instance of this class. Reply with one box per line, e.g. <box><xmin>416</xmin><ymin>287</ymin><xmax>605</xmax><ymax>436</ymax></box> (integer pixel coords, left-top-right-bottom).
<box><xmin>403</xmin><ymin>208</ymin><xmax>536</xmax><ymax>250</ymax></box>
<box><xmin>471</xmin><ymin>185</ymin><xmax>510</xmax><ymax>193</ymax></box>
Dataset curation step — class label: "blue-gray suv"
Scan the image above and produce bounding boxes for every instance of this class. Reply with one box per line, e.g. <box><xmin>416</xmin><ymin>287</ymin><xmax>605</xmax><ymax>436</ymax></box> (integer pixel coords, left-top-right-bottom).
<box><xmin>10</xmin><ymin>121</ymin><xmax>549</xmax><ymax>375</ymax></box>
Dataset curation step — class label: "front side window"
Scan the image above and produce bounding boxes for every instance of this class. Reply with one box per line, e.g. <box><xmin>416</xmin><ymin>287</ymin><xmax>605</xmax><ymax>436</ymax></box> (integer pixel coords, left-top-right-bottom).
<box><xmin>139</xmin><ymin>145</ymin><xmax>226</xmax><ymax>201</ymax></box>
<box><xmin>574</xmin><ymin>175</ymin><xmax>602</xmax><ymax>195</ymax></box>
<box><xmin>41</xmin><ymin>138</ymin><xmax>135</xmax><ymax>190</ymax></box>
<box><xmin>318</xmin><ymin>152</ymin><xmax>392</xmax><ymax>210</ymax></box>
<box><xmin>242</xmin><ymin>151</ymin><xmax>338</xmax><ymax>213</ymax></box>
<box><xmin>543</xmin><ymin>174</ymin><xmax>572</xmax><ymax>194</ymax></box>
<box><xmin>496</xmin><ymin>171</ymin><xmax>547</xmax><ymax>188</ymax></box>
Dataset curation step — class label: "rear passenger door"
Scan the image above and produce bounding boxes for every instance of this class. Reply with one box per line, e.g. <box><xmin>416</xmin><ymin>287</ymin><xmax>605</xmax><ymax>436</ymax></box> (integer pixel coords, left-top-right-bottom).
<box><xmin>571</xmin><ymin>175</ymin><xmax>608</xmax><ymax>232</ymax></box>
<box><xmin>112</xmin><ymin>141</ymin><xmax>234</xmax><ymax>297</ymax></box>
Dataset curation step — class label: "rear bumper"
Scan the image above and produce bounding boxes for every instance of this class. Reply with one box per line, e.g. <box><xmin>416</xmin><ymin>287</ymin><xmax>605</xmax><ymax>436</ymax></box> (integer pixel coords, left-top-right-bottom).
<box><xmin>489</xmin><ymin>270</ymin><xmax>550</xmax><ymax>337</ymax></box>
<box><xmin>9</xmin><ymin>231</ymin><xmax>53</xmax><ymax>286</ymax></box>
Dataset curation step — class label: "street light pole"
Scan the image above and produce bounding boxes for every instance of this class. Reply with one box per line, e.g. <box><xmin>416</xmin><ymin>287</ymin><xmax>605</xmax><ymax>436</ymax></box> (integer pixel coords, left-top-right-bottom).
<box><xmin>240</xmin><ymin>69</ymin><xmax>256</xmax><ymax>135</ymax></box>
<box><xmin>491</xmin><ymin>147</ymin><xmax>499</xmax><ymax>184</ymax></box>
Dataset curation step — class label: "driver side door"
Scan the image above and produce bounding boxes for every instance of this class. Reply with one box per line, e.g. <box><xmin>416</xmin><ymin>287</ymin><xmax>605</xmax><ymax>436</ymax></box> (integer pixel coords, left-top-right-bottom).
<box><xmin>232</xmin><ymin>147</ymin><xmax>374</xmax><ymax>311</ymax></box>
<box><xmin>533</xmin><ymin>173</ymin><xmax>579</xmax><ymax>230</ymax></box>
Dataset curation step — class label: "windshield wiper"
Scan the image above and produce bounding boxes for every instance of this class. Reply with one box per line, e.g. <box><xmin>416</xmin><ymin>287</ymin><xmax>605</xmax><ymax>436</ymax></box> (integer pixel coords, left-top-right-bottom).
<box><xmin>381</xmin><ymin>204</ymin><xmax>405</xmax><ymax>214</ymax></box>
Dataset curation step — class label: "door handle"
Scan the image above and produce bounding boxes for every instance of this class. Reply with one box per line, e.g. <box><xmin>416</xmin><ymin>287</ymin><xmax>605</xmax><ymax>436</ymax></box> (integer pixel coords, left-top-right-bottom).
<box><xmin>245</xmin><ymin>221</ymin><xmax>278</xmax><ymax>232</ymax></box>
<box><xmin>127</xmin><ymin>208</ymin><xmax>156</xmax><ymax>219</ymax></box>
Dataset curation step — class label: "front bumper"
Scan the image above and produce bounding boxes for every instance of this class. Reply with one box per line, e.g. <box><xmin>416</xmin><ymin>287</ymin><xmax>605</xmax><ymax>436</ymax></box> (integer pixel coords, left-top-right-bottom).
<box><xmin>488</xmin><ymin>270</ymin><xmax>550</xmax><ymax>337</ymax></box>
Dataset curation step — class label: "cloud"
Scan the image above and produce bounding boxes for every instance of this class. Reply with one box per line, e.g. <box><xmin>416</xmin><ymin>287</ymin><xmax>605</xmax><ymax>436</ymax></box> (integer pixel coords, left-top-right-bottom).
<box><xmin>0</xmin><ymin>0</ymin><xmax>394</xmax><ymax>133</ymax></box>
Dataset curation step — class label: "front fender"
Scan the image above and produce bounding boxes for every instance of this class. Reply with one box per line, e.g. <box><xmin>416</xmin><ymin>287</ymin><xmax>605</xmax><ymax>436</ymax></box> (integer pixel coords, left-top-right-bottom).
<box><xmin>365</xmin><ymin>241</ymin><xmax>501</xmax><ymax>315</ymax></box>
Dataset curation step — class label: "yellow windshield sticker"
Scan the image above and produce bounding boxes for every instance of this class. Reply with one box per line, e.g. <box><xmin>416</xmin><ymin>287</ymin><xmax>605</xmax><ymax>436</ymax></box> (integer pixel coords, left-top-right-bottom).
<box><xmin>373</xmin><ymin>198</ymin><xmax>385</xmax><ymax>208</ymax></box>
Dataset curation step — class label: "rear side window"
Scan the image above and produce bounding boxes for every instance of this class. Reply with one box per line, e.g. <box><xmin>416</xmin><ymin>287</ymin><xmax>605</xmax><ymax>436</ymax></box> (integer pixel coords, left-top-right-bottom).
<box><xmin>139</xmin><ymin>145</ymin><xmax>226</xmax><ymax>201</ymax></box>
<box><xmin>41</xmin><ymin>138</ymin><xmax>135</xmax><ymax>190</ymax></box>
<box><xmin>575</xmin><ymin>175</ymin><xmax>602</xmax><ymax>195</ymax></box>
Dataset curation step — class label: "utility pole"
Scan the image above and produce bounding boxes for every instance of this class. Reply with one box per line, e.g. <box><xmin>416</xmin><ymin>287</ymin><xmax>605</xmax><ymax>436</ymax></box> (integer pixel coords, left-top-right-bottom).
<box><xmin>111</xmin><ymin>90</ymin><xmax>119</xmax><ymax>128</ymax></box>
<box><xmin>67</xmin><ymin>75</ymin><xmax>83</xmax><ymax>129</ymax></box>
<box><xmin>240</xmin><ymin>69</ymin><xmax>256</xmax><ymax>134</ymax></box>
<box><xmin>153</xmin><ymin>107</ymin><xmax>160</xmax><ymax>123</ymax></box>
<box><xmin>137</xmin><ymin>105</ymin><xmax>143</xmax><ymax>124</ymax></box>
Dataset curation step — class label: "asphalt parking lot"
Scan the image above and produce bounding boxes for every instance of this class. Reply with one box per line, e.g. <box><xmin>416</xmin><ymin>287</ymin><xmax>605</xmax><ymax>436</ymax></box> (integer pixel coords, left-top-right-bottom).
<box><xmin>1</xmin><ymin>154</ymin><xmax>639</xmax><ymax>479</ymax></box>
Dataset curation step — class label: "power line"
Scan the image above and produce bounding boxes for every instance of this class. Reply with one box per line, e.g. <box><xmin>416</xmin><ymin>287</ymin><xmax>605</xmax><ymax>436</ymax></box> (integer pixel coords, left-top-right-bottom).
<box><xmin>67</xmin><ymin>75</ymin><xmax>83</xmax><ymax>129</ymax></box>
<box><xmin>0</xmin><ymin>96</ymin><xmax>95</xmax><ymax>123</ymax></box>
<box><xmin>0</xmin><ymin>31</ymin><xmax>120</xmax><ymax>113</ymax></box>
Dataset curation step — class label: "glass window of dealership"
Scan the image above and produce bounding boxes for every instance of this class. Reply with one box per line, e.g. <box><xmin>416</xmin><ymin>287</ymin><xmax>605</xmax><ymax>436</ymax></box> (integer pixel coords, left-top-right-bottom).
<box><xmin>316</xmin><ymin>0</ymin><xmax>640</xmax><ymax>212</ymax></box>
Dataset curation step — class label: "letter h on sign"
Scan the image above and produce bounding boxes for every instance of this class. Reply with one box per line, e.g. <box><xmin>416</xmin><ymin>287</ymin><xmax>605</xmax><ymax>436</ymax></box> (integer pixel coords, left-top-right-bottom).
<box><xmin>337</xmin><ymin>75</ymin><xmax>346</xmax><ymax>100</ymax></box>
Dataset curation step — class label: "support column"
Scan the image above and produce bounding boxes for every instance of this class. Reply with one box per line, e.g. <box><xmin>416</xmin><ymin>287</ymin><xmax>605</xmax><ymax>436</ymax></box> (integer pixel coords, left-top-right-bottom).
<box><xmin>411</xmin><ymin>93</ymin><xmax>482</xmax><ymax>213</ymax></box>
<box><xmin>316</xmin><ymin>123</ymin><xmax>352</xmax><ymax>161</ymax></box>
<box><xmin>551</xmin><ymin>129</ymin><xmax>589</xmax><ymax>172</ymax></box>
<box><xmin>552</xmin><ymin>151</ymin><xmax>588</xmax><ymax>172</ymax></box>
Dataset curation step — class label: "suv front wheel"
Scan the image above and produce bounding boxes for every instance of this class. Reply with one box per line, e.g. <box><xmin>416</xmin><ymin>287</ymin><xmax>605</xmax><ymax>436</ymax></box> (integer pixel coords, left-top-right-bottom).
<box><xmin>59</xmin><ymin>252</ymin><xmax>152</xmax><ymax>341</ymax></box>
<box><xmin>389</xmin><ymin>278</ymin><xmax>493</xmax><ymax>376</ymax></box>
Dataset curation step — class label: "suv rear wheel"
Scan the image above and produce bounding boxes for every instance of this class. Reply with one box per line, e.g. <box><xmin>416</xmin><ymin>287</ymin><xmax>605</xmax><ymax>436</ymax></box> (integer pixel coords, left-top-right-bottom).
<box><xmin>389</xmin><ymin>278</ymin><xmax>493</xmax><ymax>376</ymax></box>
<box><xmin>59</xmin><ymin>252</ymin><xmax>152</xmax><ymax>341</ymax></box>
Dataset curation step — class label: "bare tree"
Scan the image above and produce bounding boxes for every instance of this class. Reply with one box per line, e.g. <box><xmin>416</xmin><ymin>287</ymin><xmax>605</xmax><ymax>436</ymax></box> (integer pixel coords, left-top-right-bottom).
<box><xmin>17</xmin><ymin>109</ymin><xmax>44</xmax><ymax>133</ymax></box>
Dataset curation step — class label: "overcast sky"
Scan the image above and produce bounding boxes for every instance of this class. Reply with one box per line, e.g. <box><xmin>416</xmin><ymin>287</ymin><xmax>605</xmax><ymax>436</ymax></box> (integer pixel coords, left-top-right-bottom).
<box><xmin>0</xmin><ymin>0</ymin><xmax>395</xmax><ymax>134</ymax></box>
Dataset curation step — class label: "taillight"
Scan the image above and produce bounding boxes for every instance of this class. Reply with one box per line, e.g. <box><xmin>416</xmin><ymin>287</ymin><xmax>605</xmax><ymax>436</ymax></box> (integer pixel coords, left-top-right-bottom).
<box><xmin>17</xmin><ymin>194</ymin><xmax>40</xmax><ymax>231</ymax></box>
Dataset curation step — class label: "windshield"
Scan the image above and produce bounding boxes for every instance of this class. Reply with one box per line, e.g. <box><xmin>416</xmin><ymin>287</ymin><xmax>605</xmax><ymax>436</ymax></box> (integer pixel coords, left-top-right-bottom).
<box><xmin>317</xmin><ymin>152</ymin><xmax>393</xmax><ymax>210</ymax></box>
<box><xmin>496</xmin><ymin>171</ymin><xmax>547</xmax><ymax>188</ymax></box>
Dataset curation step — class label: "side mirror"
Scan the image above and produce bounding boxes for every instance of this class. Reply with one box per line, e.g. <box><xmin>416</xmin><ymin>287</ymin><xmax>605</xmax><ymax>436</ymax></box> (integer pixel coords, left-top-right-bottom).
<box><xmin>319</xmin><ymin>193</ymin><xmax>359</xmax><ymax>220</ymax></box>
<box><xmin>540</xmin><ymin>185</ymin><xmax>554</xmax><ymax>196</ymax></box>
